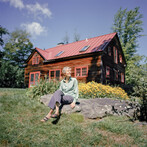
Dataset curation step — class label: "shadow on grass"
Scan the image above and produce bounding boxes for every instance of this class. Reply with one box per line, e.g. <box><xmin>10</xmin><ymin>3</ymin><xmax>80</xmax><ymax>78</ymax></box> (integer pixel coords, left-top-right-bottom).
<box><xmin>51</xmin><ymin>104</ymin><xmax>64</xmax><ymax>125</ymax></box>
<box><xmin>51</xmin><ymin>114</ymin><xmax>61</xmax><ymax>124</ymax></box>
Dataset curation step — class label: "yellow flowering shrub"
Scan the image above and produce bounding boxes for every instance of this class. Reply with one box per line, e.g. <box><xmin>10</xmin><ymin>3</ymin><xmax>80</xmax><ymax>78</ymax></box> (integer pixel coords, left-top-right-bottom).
<box><xmin>78</xmin><ymin>81</ymin><xmax>129</xmax><ymax>100</ymax></box>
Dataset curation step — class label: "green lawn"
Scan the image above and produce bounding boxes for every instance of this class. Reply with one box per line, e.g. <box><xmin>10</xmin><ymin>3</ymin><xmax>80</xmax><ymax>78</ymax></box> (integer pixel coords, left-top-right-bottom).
<box><xmin>0</xmin><ymin>88</ymin><xmax>147</xmax><ymax>147</ymax></box>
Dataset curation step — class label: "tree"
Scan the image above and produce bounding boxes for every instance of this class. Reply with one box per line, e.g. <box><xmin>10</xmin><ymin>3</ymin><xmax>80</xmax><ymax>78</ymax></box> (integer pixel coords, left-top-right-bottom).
<box><xmin>0</xmin><ymin>61</ymin><xmax>24</xmax><ymax>87</ymax></box>
<box><xmin>63</xmin><ymin>32</ymin><xmax>70</xmax><ymax>44</ymax></box>
<box><xmin>126</xmin><ymin>55</ymin><xmax>147</xmax><ymax>97</ymax></box>
<box><xmin>0</xmin><ymin>25</ymin><xmax>8</xmax><ymax>46</ymax></box>
<box><xmin>112</xmin><ymin>7</ymin><xmax>143</xmax><ymax>61</ymax></box>
<box><xmin>112</xmin><ymin>8</ymin><xmax>146</xmax><ymax>120</ymax></box>
<box><xmin>73</xmin><ymin>29</ymin><xmax>80</xmax><ymax>42</ymax></box>
<box><xmin>3</xmin><ymin>29</ymin><xmax>33</xmax><ymax>67</ymax></box>
<box><xmin>0</xmin><ymin>29</ymin><xmax>33</xmax><ymax>88</ymax></box>
<box><xmin>0</xmin><ymin>25</ymin><xmax>9</xmax><ymax>66</ymax></box>
<box><xmin>126</xmin><ymin>55</ymin><xmax>147</xmax><ymax>121</ymax></box>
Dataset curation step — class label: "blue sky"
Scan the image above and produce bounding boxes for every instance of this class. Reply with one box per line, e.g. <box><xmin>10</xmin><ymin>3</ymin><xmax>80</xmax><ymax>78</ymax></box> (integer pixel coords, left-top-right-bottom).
<box><xmin>0</xmin><ymin>0</ymin><xmax>147</xmax><ymax>56</ymax></box>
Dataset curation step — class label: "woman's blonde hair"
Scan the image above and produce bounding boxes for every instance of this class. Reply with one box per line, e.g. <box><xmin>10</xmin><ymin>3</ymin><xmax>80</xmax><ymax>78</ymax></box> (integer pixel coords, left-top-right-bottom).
<box><xmin>62</xmin><ymin>67</ymin><xmax>71</xmax><ymax>74</ymax></box>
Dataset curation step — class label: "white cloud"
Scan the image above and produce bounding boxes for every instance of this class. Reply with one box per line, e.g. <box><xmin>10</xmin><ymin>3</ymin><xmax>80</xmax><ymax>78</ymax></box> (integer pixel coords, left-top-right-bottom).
<box><xmin>0</xmin><ymin>0</ymin><xmax>24</xmax><ymax>9</ymax></box>
<box><xmin>0</xmin><ymin>1</ymin><xmax>52</xmax><ymax>19</ymax></box>
<box><xmin>26</xmin><ymin>2</ymin><xmax>52</xmax><ymax>18</ymax></box>
<box><xmin>21</xmin><ymin>22</ymin><xmax>47</xmax><ymax>37</ymax></box>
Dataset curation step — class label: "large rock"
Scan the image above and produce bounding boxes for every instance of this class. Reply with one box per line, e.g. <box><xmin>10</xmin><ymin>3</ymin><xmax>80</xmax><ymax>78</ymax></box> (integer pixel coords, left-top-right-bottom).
<box><xmin>40</xmin><ymin>94</ymin><xmax>140</xmax><ymax>119</ymax></box>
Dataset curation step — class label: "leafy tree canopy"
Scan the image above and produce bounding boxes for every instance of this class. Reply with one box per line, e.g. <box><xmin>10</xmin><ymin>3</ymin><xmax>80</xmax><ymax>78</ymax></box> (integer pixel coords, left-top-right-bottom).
<box><xmin>112</xmin><ymin>7</ymin><xmax>143</xmax><ymax>61</ymax></box>
<box><xmin>3</xmin><ymin>29</ymin><xmax>33</xmax><ymax>67</ymax></box>
<box><xmin>0</xmin><ymin>25</ymin><xmax>9</xmax><ymax>47</ymax></box>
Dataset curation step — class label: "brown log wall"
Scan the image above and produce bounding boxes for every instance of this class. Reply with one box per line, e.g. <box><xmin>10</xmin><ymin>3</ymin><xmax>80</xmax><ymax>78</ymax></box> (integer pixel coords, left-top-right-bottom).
<box><xmin>24</xmin><ymin>52</ymin><xmax>102</xmax><ymax>87</ymax></box>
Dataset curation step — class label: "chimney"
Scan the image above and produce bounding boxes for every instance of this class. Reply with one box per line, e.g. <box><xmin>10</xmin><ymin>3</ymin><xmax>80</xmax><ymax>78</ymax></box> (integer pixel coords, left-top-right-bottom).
<box><xmin>57</xmin><ymin>42</ymin><xmax>64</xmax><ymax>46</ymax></box>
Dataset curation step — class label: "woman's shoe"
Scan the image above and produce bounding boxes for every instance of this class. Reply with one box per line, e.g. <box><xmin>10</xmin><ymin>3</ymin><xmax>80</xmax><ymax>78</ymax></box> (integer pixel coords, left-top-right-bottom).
<box><xmin>41</xmin><ymin>116</ymin><xmax>50</xmax><ymax>122</ymax></box>
<box><xmin>51</xmin><ymin>114</ymin><xmax>59</xmax><ymax>118</ymax></box>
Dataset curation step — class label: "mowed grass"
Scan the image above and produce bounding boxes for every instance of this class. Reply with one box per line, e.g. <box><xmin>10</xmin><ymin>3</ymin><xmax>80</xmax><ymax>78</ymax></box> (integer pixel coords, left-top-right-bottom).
<box><xmin>0</xmin><ymin>88</ymin><xmax>147</xmax><ymax>147</ymax></box>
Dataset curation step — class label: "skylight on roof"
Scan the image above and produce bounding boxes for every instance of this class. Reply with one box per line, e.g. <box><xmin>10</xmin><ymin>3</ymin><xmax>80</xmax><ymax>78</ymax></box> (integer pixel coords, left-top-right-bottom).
<box><xmin>79</xmin><ymin>45</ymin><xmax>90</xmax><ymax>52</ymax></box>
<box><xmin>55</xmin><ymin>51</ymin><xmax>64</xmax><ymax>57</ymax></box>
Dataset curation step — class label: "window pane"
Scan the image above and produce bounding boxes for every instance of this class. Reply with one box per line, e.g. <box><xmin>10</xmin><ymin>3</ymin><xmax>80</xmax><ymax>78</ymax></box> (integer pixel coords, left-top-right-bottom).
<box><xmin>114</xmin><ymin>47</ymin><xmax>118</xmax><ymax>63</ymax></box>
<box><xmin>114</xmin><ymin>70</ymin><xmax>118</xmax><ymax>80</ymax></box>
<box><xmin>51</xmin><ymin>71</ymin><xmax>54</xmax><ymax>78</ymax></box>
<box><xmin>106</xmin><ymin>67</ymin><xmax>110</xmax><ymax>78</ymax></box>
<box><xmin>32</xmin><ymin>58</ymin><xmax>35</xmax><ymax>64</ymax></box>
<box><xmin>55</xmin><ymin>51</ymin><xmax>64</xmax><ymax>57</ymax></box>
<box><xmin>76</xmin><ymin>68</ymin><xmax>81</xmax><ymax>76</ymax></box>
<box><xmin>47</xmin><ymin>72</ymin><xmax>49</xmax><ymax>79</ymax></box>
<box><xmin>35</xmin><ymin>73</ymin><xmax>39</xmax><ymax>80</ymax></box>
<box><xmin>108</xmin><ymin>47</ymin><xmax>111</xmax><ymax>56</ymax></box>
<box><xmin>121</xmin><ymin>73</ymin><xmax>124</xmax><ymax>83</ymax></box>
<box><xmin>119</xmin><ymin>55</ymin><xmax>122</xmax><ymax>63</ymax></box>
<box><xmin>79</xmin><ymin>46</ymin><xmax>90</xmax><ymax>52</ymax></box>
<box><xmin>56</xmin><ymin>70</ymin><xmax>60</xmax><ymax>80</ymax></box>
<box><xmin>36</xmin><ymin>57</ymin><xmax>39</xmax><ymax>64</ymax></box>
<box><xmin>31</xmin><ymin>74</ymin><xmax>34</xmax><ymax>81</ymax></box>
<box><xmin>35</xmin><ymin>73</ymin><xmax>39</xmax><ymax>84</ymax></box>
<box><xmin>82</xmin><ymin>68</ymin><xmax>87</xmax><ymax>76</ymax></box>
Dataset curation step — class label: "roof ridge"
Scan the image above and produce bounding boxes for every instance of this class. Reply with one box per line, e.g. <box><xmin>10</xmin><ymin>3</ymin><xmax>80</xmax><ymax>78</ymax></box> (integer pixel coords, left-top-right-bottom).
<box><xmin>45</xmin><ymin>32</ymin><xmax>117</xmax><ymax>51</ymax></box>
<box><xmin>33</xmin><ymin>32</ymin><xmax>117</xmax><ymax>61</ymax></box>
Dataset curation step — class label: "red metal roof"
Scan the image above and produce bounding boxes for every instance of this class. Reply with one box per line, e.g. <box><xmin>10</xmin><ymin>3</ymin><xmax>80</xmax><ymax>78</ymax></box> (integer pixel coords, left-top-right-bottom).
<box><xmin>36</xmin><ymin>32</ymin><xmax>117</xmax><ymax>61</ymax></box>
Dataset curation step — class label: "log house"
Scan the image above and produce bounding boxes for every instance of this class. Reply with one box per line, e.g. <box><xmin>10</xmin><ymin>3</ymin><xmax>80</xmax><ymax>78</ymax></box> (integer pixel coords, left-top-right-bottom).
<box><xmin>25</xmin><ymin>32</ymin><xmax>126</xmax><ymax>88</ymax></box>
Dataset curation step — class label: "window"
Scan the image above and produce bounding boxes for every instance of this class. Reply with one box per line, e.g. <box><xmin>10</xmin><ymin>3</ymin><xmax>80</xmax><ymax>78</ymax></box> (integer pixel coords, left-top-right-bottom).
<box><xmin>114</xmin><ymin>69</ymin><xmax>118</xmax><ymax>81</ymax></box>
<box><xmin>119</xmin><ymin>54</ymin><xmax>123</xmax><ymax>63</ymax></box>
<box><xmin>29</xmin><ymin>71</ymin><xmax>40</xmax><ymax>87</ymax></box>
<box><xmin>55</xmin><ymin>51</ymin><xmax>64</xmax><ymax>57</ymax></box>
<box><xmin>49</xmin><ymin>69</ymin><xmax>61</xmax><ymax>81</ymax></box>
<box><xmin>106</xmin><ymin>66</ymin><xmax>110</xmax><ymax>78</ymax></box>
<box><xmin>32</xmin><ymin>53</ymin><xmax>40</xmax><ymax>65</ymax></box>
<box><xmin>56</xmin><ymin>70</ymin><xmax>60</xmax><ymax>80</ymax></box>
<box><xmin>121</xmin><ymin>73</ymin><xmax>124</xmax><ymax>83</ymax></box>
<box><xmin>113</xmin><ymin>46</ymin><xmax>118</xmax><ymax>64</ymax></box>
<box><xmin>76</xmin><ymin>68</ymin><xmax>81</xmax><ymax>76</ymax></box>
<box><xmin>108</xmin><ymin>46</ymin><xmax>111</xmax><ymax>56</ymax></box>
<box><xmin>79</xmin><ymin>46</ymin><xmax>90</xmax><ymax>52</ymax></box>
<box><xmin>82</xmin><ymin>67</ymin><xmax>87</xmax><ymax>76</ymax></box>
<box><xmin>75</xmin><ymin>66</ymin><xmax>88</xmax><ymax>77</ymax></box>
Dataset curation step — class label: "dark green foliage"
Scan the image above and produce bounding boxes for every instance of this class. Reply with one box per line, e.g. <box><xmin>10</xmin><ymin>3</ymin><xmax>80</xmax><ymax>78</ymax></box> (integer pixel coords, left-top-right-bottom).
<box><xmin>112</xmin><ymin>7</ymin><xmax>146</xmax><ymax>120</ymax></box>
<box><xmin>3</xmin><ymin>29</ymin><xmax>33</xmax><ymax>68</ymax></box>
<box><xmin>0</xmin><ymin>25</ymin><xmax>8</xmax><ymax>46</ymax></box>
<box><xmin>126</xmin><ymin>55</ymin><xmax>147</xmax><ymax>97</ymax></box>
<box><xmin>0</xmin><ymin>29</ymin><xmax>33</xmax><ymax>87</ymax></box>
<box><xmin>0</xmin><ymin>61</ymin><xmax>24</xmax><ymax>87</ymax></box>
<box><xmin>125</xmin><ymin>55</ymin><xmax>147</xmax><ymax>121</ymax></box>
<box><xmin>0</xmin><ymin>25</ymin><xmax>9</xmax><ymax>67</ymax></box>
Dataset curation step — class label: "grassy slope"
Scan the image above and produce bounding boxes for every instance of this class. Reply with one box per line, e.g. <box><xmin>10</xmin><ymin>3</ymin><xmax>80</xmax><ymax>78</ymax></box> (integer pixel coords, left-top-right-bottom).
<box><xmin>0</xmin><ymin>88</ymin><xmax>146</xmax><ymax>147</ymax></box>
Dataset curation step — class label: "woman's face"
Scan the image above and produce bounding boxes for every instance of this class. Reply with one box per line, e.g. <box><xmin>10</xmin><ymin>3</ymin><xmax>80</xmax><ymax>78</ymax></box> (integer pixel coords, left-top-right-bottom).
<box><xmin>65</xmin><ymin>69</ymin><xmax>71</xmax><ymax>77</ymax></box>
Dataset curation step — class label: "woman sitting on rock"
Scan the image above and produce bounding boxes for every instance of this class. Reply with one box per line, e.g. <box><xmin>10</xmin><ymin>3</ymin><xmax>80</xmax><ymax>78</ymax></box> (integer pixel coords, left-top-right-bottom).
<box><xmin>41</xmin><ymin>66</ymin><xmax>79</xmax><ymax>122</ymax></box>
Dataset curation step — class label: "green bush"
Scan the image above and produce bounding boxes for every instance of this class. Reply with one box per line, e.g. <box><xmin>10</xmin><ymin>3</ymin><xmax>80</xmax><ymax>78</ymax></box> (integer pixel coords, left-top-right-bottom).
<box><xmin>26</xmin><ymin>79</ymin><xmax>60</xmax><ymax>99</ymax></box>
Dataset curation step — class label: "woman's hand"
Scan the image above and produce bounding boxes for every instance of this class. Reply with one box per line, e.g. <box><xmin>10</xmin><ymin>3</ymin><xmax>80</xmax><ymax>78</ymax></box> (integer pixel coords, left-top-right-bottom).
<box><xmin>70</xmin><ymin>102</ymin><xmax>75</xmax><ymax>109</ymax></box>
